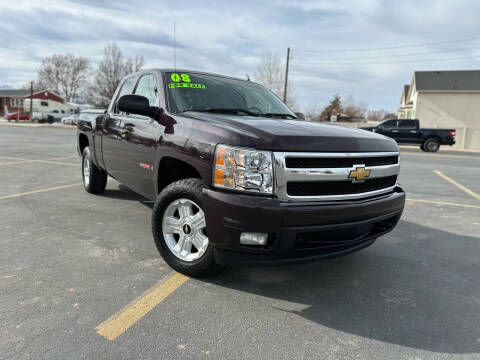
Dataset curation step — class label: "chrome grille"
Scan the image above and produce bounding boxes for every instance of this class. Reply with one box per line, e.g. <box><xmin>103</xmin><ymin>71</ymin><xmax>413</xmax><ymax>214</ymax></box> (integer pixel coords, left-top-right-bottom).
<box><xmin>273</xmin><ymin>152</ymin><xmax>400</xmax><ymax>201</ymax></box>
<box><xmin>285</xmin><ymin>155</ymin><xmax>398</xmax><ymax>168</ymax></box>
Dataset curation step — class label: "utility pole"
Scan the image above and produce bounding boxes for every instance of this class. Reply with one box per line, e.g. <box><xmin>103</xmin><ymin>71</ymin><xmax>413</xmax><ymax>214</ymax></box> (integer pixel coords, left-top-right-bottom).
<box><xmin>283</xmin><ymin>47</ymin><xmax>290</xmax><ymax>103</ymax></box>
<box><xmin>29</xmin><ymin>81</ymin><xmax>33</xmax><ymax>122</ymax></box>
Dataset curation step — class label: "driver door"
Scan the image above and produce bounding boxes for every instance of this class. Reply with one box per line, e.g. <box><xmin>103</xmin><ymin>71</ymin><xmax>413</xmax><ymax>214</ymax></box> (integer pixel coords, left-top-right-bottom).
<box><xmin>376</xmin><ymin>120</ymin><xmax>398</xmax><ymax>138</ymax></box>
<box><xmin>102</xmin><ymin>75</ymin><xmax>137</xmax><ymax>183</ymax></box>
<box><xmin>121</xmin><ymin>73</ymin><xmax>163</xmax><ymax>199</ymax></box>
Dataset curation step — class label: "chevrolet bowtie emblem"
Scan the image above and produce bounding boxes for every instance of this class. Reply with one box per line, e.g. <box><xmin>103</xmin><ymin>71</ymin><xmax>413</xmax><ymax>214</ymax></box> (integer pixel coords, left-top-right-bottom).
<box><xmin>348</xmin><ymin>166</ymin><xmax>371</xmax><ymax>182</ymax></box>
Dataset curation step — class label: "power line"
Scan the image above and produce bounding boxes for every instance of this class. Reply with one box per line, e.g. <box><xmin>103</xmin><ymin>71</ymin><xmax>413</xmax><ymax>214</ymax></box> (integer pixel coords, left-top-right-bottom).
<box><xmin>293</xmin><ymin>54</ymin><xmax>480</xmax><ymax>66</ymax></box>
<box><xmin>294</xmin><ymin>46</ymin><xmax>480</xmax><ymax>62</ymax></box>
<box><xmin>295</xmin><ymin>36</ymin><xmax>480</xmax><ymax>53</ymax></box>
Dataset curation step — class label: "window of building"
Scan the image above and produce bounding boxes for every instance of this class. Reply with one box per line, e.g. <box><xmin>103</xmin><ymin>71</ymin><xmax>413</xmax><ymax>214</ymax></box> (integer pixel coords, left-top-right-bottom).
<box><xmin>10</xmin><ymin>98</ymin><xmax>24</xmax><ymax>107</ymax></box>
<box><xmin>41</xmin><ymin>101</ymin><xmax>48</xmax><ymax>107</ymax></box>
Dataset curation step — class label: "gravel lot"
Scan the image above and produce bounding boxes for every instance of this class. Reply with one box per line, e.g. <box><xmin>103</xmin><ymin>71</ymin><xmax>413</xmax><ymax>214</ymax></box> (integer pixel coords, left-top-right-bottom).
<box><xmin>1</xmin><ymin>124</ymin><xmax>479</xmax><ymax>360</ymax></box>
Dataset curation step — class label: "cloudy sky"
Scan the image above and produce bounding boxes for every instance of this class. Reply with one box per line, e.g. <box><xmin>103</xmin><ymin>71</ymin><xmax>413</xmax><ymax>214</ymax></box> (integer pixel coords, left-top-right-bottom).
<box><xmin>1</xmin><ymin>0</ymin><xmax>479</xmax><ymax>111</ymax></box>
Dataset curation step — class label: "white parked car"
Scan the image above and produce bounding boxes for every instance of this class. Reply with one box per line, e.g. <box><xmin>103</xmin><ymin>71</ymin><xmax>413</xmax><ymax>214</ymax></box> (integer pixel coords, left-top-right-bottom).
<box><xmin>78</xmin><ymin>109</ymin><xmax>106</xmax><ymax>124</ymax></box>
<box><xmin>61</xmin><ymin>114</ymin><xmax>80</xmax><ymax>125</ymax></box>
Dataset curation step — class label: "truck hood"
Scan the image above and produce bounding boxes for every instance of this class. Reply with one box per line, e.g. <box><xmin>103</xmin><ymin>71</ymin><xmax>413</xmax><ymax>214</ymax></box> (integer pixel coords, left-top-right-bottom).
<box><xmin>183</xmin><ymin>112</ymin><xmax>398</xmax><ymax>152</ymax></box>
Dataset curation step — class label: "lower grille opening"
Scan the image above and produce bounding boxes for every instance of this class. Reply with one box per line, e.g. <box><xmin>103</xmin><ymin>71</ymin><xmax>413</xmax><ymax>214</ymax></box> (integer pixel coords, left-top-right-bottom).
<box><xmin>294</xmin><ymin>214</ymin><xmax>400</xmax><ymax>251</ymax></box>
<box><xmin>287</xmin><ymin>175</ymin><xmax>397</xmax><ymax>197</ymax></box>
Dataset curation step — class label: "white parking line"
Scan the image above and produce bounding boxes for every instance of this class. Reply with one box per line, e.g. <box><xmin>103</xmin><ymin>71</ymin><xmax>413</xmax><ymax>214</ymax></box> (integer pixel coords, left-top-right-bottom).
<box><xmin>0</xmin><ymin>183</ymin><xmax>83</xmax><ymax>201</ymax></box>
<box><xmin>0</xmin><ymin>155</ymin><xmax>78</xmax><ymax>167</ymax></box>
<box><xmin>407</xmin><ymin>198</ymin><xmax>480</xmax><ymax>209</ymax></box>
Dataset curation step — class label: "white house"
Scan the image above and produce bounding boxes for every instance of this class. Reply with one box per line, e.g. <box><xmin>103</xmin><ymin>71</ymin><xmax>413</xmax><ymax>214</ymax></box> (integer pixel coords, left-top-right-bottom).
<box><xmin>398</xmin><ymin>70</ymin><xmax>480</xmax><ymax>149</ymax></box>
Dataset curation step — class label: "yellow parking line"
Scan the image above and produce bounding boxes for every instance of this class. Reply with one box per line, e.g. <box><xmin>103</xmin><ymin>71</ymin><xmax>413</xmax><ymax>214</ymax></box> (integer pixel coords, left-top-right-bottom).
<box><xmin>96</xmin><ymin>273</ymin><xmax>189</xmax><ymax>341</ymax></box>
<box><xmin>0</xmin><ymin>183</ymin><xmax>82</xmax><ymax>201</ymax></box>
<box><xmin>433</xmin><ymin>170</ymin><xmax>480</xmax><ymax>201</ymax></box>
<box><xmin>406</xmin><ymin>198</ymin><xmax>480</xmax><ymax>209</ymax></box>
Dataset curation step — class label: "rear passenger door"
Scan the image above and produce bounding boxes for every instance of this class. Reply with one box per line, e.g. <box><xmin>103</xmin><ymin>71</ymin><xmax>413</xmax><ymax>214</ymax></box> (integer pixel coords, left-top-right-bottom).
<box><xmin>121</xmin><ymin>73</ymin><xmax>164</xmax><ymax>199</ymax></box>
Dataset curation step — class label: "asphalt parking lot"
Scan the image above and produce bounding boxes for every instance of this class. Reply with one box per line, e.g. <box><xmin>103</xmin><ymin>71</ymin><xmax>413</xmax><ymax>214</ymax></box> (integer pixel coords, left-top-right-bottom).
<box><xmin>1</xmin><ymin>124</ymin><xmax>480</xmax><ymax>360</ymax></box>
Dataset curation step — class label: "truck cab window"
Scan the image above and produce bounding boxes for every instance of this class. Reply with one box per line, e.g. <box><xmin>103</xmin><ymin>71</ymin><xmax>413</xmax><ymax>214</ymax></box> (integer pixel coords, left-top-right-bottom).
<box><xmin>399</xmin><ymin>120</ymin><xmax>416</xmax><ymax>129</ymax></box>
<box><xmin>113</xmin><ymin>77</ymin><xmax>136</xmax><ymax>114</ymax></box>
<box><xmin>134</xmin><ymin>74</ymin><xmax>158</xmax><ymax>107</ymax></box>
<box><xmin>382</xmin><ymin>120</ymin><xmax>397</xmax><ymax>129</ymax></box>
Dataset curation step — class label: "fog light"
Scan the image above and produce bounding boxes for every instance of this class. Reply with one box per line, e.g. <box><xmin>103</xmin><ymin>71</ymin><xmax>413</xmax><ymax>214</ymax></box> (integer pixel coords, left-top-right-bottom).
<box><xmin>240</xmin><ymin>232</ymin><xmax>268</xmax><ymax>246</ymax></box>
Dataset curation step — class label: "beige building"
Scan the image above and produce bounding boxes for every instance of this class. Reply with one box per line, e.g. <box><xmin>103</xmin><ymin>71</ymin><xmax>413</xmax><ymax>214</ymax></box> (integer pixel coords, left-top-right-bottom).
<box><xmin>398</xmin><ymin>70</ymin><xmax>480</xmax><ymax>149</ymax></box>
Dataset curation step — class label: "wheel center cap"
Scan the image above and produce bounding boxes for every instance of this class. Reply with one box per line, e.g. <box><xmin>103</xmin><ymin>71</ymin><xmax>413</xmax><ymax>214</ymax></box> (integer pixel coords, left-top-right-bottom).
<box><xmin>182</xmin><ymin>224</ymin><xmax>192</xmax><ymax>235</ymax></box>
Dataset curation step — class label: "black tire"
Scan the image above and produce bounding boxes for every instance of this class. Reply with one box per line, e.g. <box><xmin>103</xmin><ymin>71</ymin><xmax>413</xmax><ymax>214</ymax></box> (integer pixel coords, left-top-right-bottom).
<box><xmin>152</xmin><ymin>178</ymin><xmax>218</xmax><ymax>277</ymax></box>
<box><xmin>82</xmin><ymin>146</ymin><xmax>107</xmax><ymax>194</ymax></box>
<box><xmin>423</xmin><ymin>138</ymin><xmax>440</xmax><ymax>152</ymax></box>
<box><xmin>420</xmin><ymin>143</ymin><xmax>426</xmax><ymax>151</ymax></box>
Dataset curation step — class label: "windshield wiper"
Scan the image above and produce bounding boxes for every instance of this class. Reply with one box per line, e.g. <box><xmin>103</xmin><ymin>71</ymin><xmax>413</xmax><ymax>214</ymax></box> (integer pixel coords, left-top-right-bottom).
<box><xmin>260</xmin><ymin>113</ymin><xmax>297</xmax><ymax>119</ymax></box>
<box><xmin>186</xmin><ymin>108</ymin><xmax>260</xmax><ymax>117</ymax></box>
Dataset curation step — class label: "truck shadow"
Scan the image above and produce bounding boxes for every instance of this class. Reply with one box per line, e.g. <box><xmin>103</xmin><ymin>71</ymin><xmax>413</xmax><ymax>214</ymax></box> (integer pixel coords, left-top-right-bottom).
<box><xmin>101</xmin><ymin>185</ymin><xmax>154</xmax><ymax>208</ymax></box>
<box><xmin>205</xmin><ymin>220</ymin><xmax>480</xmax><ymax>354</ymax></box>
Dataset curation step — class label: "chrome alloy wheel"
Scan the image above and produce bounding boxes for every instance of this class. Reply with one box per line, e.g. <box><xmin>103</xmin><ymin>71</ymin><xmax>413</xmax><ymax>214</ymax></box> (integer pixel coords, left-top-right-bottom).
<box><xmin>83</xmin><ymin>156</ymin><xmax>90</xmax><ymax>187</ymax></box>
<box><xmin>162</xmin><ymin>198</ymin><xmax>209</xmax><ymax>262</ymax></box>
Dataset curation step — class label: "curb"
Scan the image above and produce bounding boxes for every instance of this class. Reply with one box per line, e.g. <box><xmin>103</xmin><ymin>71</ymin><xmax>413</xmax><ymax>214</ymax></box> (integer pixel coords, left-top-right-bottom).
<box><xmin>0</xmin><ymin>122</ymin><xmax>75</xmax><ymax>130</ymax></box>
<box><xmin>399</xmin><ymin>145</ymin><xmax>480</xmax><ymax>154</ymax></box>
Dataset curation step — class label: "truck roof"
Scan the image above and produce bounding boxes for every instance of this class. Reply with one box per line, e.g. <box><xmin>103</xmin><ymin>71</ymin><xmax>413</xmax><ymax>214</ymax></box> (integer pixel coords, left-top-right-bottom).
<box><xmin>136</xmin><ymin>68</ymin><xmax>256</xmax><ymax>84</ymax></box>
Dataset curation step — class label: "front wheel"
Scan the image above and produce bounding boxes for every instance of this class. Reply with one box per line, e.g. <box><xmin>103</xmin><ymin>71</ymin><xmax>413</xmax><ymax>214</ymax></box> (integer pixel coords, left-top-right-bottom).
<box><xmin>152</xmin><ymin>178</ymin><xmax>217</xmax><ymax>277</ymax></box>
<box><xmin>82</xmin><ymin>146</ymin><xmax>107</xmax><ymax>194</ymax></box>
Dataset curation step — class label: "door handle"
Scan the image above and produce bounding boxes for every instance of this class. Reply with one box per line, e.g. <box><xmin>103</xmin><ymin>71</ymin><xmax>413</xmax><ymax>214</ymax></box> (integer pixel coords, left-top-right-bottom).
<box><xmin>410</xmin><ymin>130</ymin><xmax>418</xmax><ymax>133</ymax></box>
<box><xmin>392</xmin><ymin>130</ymin><xmax>399</xmax><ymax>133</ymax></box>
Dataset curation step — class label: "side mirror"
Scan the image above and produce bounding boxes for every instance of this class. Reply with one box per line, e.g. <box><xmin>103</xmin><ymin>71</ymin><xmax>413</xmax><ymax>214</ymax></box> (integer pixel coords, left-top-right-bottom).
<box><xmin>118</xmin><ymin>95</ymin><xmax>157</xmax><ymax>118</ymax></box>
<box><xmin>295</xmin><ymin>112</ymin><xmax>305</xmax><ymax>120</ymax></box>
<box><xmin>377</xmin><ymin>125</ymin><xmax>384</xmax><ymax>130</ymax></box>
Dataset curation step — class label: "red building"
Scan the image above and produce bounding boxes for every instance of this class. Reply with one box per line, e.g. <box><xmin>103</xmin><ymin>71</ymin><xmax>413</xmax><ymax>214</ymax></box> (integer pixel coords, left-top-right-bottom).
<box><xmin>0</xmin><ymin>89</ymin><xmax>64</xmax><ymax>116</ymax></box>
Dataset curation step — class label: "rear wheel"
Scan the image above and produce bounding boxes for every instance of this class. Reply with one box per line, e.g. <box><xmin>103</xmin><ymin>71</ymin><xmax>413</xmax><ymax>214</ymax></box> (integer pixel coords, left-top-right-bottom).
<box><xmin>152</xmin><ymin>178</ymin><xmax>217</xmax><ymax>277</ymax></box>
<box><xmin>423</xmin><ymin>138</ymin><xmax>440</xmax><ymax>152</ymax></box>
<box><xmin>82</xmin><ymin>146</ymin><xmax>107</xmax><ymax>194</ymax></box>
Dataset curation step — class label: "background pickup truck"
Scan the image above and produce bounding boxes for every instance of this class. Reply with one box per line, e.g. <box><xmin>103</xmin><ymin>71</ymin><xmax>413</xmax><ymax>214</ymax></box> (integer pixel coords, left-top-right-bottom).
<box><xmin>361</xmin><ymin>119</ymin><xmax>455</xmax><ymax>152</ymax></box>
<box><xmin>77</xmin><ymin>69</ymin><xmax>405</xmax><ymax>277</ymax></box>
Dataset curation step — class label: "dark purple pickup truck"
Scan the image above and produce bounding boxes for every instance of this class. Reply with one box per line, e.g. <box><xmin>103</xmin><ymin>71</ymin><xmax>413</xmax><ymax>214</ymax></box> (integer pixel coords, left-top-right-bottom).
<box><xmin>77</xmin><ymin>69</ymin><xmax>405</xmax><ymax>276</ymax></box>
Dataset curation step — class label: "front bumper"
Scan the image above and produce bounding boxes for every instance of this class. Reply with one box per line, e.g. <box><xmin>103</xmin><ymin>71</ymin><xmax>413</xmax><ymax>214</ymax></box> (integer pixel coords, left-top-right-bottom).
<box><xmin>203</xmin><ymin>186</ymin><xmax>405</xmax><ymax>266</ymax></box>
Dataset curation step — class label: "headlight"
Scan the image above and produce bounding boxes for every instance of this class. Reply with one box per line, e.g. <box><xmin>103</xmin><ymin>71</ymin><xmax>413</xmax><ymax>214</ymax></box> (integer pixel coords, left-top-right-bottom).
<box><xmin>213</xmin><ymin>145</ymin><xmax>273</xmax><ymax>194</ymax></box>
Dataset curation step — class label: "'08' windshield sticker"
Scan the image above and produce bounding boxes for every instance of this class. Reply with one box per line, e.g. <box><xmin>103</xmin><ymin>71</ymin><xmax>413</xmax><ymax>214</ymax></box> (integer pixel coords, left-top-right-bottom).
<box><xmin>168</xmin><ymin>73</ymin><xmax>206</xmax><ymax>90</ymax></box>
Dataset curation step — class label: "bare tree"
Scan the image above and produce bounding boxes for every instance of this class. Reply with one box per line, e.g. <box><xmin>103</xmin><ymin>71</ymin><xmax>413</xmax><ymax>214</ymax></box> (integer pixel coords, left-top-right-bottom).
<box><xmin>367</xmin><ymin>109</ymin><xmax>396</xmax><ymax>121</ymax></box>
<box><xmin>382</xmin><ymin>112</ymin><xmax>397</xmax><ymax>120</ymax></box>
<box><xmin>89</xmin><ymin>43</ymin><xmax>144</xmax><ymax>108</ymax></box>
<box><xmin>37</xmin><ymin>54</ymin><xmax>89</xmax><ymax>102</ymax></box>
<box><xmin>343</xmin><ymin>95</ymin><xmax>367</xmax><ymax>121</ymax></box>
<box><xmin>302</xmin><ymin>103</ymin><xmax>323</xmax><ymax>120</ymax></box>
<box><xmin>254</xmin><ymin>50</ymin><xmax>297</xmax><ymax>109</ymax></box>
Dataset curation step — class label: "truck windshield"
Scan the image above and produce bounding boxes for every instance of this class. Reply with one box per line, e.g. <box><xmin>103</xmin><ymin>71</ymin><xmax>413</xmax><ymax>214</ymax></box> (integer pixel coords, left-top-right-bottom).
<box><xmin>165</xmin><ymin>72</ymin><xmax>296</xmax><ymax>119</ymax></box>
